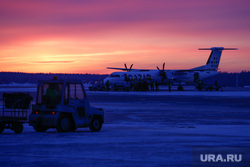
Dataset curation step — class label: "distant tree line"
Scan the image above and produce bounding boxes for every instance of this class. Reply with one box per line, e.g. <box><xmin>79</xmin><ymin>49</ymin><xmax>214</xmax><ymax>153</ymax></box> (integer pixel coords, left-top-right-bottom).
<box><xmin>0</xmin><ymin>72</ymin><xmax>108</xmax><ymax>84</ymax></box>
<box><xmin>203</xmin><ymin>71</ymin><xmax>250</xmax><ymax>87</ymax></box>
<box><xmin>0</xmin><ymin>71</ymin><xmax>250</xmax><ymax>87</ymax></box>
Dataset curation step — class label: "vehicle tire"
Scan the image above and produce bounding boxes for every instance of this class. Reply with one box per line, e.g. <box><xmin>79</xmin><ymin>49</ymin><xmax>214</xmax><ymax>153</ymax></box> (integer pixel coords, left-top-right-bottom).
<box><xmin>13</xmin><ymin>123</ymin><xmax>23</xmax><ymax>134</ymax></box>
<box><xmin>56</xmin><ymin>115</ymin><xmax>72</xmax><ymax>132</ymax></box>
<box><xmin>89</xmin><ymin>117</ymin><xmax>102</xmax><ymax>132</ymax></box>
<box><xmin>33</xmin><ymin>126</ymin><xmax>48</xmax><ymax>132</ymax></box>
<box><xmin>0</xmin><ymin>123</ymin><xmax>5</xmax><ymax>133</ymax></box>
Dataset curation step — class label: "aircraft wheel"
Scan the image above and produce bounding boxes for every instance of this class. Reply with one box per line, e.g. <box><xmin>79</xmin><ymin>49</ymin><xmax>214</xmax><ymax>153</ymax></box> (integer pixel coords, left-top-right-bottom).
<box><xmin>178</xmin><ymin>86</ymin><xmax>184</xmax><ymax>91</ymax></box>
<box><xmin>89</xmin><ymin>117</ymin><xmax>102</xmax><ymax>132</ymax></box>
<box><xmin>56</xmin><ymin>115</ymin><xmax>72</xmax><ymax>132</ymax></box>
<box><xmin>13</xmin><ymin>123</ymin><xmax>23</xmax><ymax>134</ymax></box>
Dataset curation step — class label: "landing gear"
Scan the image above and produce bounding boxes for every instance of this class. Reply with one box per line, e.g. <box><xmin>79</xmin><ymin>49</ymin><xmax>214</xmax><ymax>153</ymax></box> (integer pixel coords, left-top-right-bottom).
<box><xmin>177</xmin><ymin>81</ymin><xmax>184</xmax><ymax>91</ymax></box>
<box><xmin>178</xmin><ymin>85</ymin><xmax>184</xmax><ymax>91</ymax></box>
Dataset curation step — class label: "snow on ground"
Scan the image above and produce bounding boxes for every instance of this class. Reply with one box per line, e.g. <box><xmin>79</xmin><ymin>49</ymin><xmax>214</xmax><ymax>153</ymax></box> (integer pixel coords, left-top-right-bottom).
<box><xmin>0</xmin><ymin>87</ymin><xmax>250</xmax><ymax>166</ymax></box>
<box><xmin>0</xmin><ymin>83</ymin><xmax>36</xmax><ymax>93</ymax></box>
<box><xmin>88</xmin><ymin>89</ymin><xmax>250</xmax><ymax>97</ymax></box>
<box><xmin>0</xmin><ymin>82</ymin><xmax>36</xmax><ymax>87</ymax></box>
<box><xmin>1</xmin><ymin>124</ymin><xmax>249</xmax><ymax>167</ymax></box>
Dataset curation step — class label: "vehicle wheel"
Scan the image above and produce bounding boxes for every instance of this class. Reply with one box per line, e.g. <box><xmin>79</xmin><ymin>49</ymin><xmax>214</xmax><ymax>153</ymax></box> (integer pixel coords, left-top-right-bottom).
<box><xmin>33</xmin><ymin>126</ymin><xmax>48</xmax><ymax>132</ymax></box>
<box><xmin>56</xmin><ymin>115</ymin><xmax>72</xmax><ymax>132</ymax></box>
<box><xmin>0</xmin><ymin>123</ymin><xmax>5</xmax><ymax>133</ymax></box>
<box><xmin>13</xmin><ymin>123</ymin><xmax>23</xmax><ymax>134</ymax></box>
<box><xmin>89</xmin><ymin>117</ymin><xmax>102</xmax><ymax>132</ymax></box>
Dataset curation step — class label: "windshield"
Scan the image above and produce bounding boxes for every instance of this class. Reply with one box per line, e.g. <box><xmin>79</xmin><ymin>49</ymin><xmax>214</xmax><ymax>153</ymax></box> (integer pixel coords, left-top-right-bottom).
<box><xmin>37</xmin><ymin>83</ymin><xmax>63</xmax><ymax>105</ymax></box>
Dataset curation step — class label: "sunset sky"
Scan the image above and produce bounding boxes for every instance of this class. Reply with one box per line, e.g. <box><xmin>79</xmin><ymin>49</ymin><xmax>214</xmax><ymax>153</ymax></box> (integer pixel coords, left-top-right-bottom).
<box><xmin>0</xmin><ymin>0</ymin><xmax>249</xmax><ymax>74</ymax></box>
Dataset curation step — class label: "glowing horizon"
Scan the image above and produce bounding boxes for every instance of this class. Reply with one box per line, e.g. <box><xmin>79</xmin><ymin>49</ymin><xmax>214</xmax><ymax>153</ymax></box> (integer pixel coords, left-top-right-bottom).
<box><xmin>1</xmin><ymin>0</ymin><xmax>249</xmax><ymax>74</ymax></box>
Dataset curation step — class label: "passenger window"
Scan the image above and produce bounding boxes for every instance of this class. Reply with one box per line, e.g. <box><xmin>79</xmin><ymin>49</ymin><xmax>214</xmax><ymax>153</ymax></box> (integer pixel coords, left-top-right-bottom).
<box><xmin>70</xmin><ymin>84</ymin><xmax>84</xmax><ymax>100</ymax></box>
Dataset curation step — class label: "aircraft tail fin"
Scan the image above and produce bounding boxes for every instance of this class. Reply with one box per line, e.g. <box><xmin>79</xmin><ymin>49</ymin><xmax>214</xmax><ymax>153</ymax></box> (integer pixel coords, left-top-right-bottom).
<box><xmin>198</xmin><ymin>47</ymin><xmax>237</xmax><ymax>70</ymax></box>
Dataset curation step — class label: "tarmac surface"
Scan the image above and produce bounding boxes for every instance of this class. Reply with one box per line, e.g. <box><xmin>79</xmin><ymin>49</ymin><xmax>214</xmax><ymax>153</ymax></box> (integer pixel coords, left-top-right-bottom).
<box><xmin>0</xmin><ymin>88</ymin><xmax>250</xmax><ymax>166</ymax></box>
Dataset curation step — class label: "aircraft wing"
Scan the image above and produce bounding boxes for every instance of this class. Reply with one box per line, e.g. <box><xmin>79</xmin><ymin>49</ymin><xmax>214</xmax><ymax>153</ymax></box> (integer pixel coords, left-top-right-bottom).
<box><xmin>106</xmin><ymin>67</ymin><xmax>149</xmax><ymax>72</ymax></box>
<box><xmin>174</xmin><ymin>69</ymin><xmax>211</xmax><ymax>72</ymax></box>
<box><xmin>106</xmin><ymin>67</ymin><xmax>129</xmax><ymax>71</ymax></box>
<box><xmin>174</xmin><ymin>66</ymin><xmax>217</xmax><ymax>72</ymax></box>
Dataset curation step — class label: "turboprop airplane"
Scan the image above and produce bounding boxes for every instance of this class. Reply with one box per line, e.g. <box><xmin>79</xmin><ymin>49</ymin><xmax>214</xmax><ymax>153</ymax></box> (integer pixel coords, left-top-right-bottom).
<box><xmin>104</xmin><ymin>47</ymin><xmax>237</xmax><ymax>91</ymax></box>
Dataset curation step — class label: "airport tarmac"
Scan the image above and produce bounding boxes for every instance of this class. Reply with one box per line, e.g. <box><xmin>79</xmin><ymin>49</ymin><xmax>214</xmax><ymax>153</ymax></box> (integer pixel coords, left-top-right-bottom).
<box><xmin>0</xmin><ymin>87</ymin><xmax>250</xmax><ymax>166</ymax></box>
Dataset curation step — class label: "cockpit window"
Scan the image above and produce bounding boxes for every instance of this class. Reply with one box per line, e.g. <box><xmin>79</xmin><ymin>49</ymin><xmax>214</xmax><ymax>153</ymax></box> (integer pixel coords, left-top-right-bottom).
<box><xmin>110</xmin><ymin>74</ymin><xmax>120</xmax><ymax>77</ymax></box>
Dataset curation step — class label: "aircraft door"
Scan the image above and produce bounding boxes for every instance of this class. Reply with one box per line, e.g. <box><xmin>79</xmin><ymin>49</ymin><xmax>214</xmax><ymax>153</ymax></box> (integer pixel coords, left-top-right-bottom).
<box><xmin>124</xmin><ymin>74</ymin><xmax>128</xmax><ymax>81</ymax></box>
<box><xmin>194</xmin><ymin>73</ymin><xmax>199</xmax><ymax>82</ymax></box>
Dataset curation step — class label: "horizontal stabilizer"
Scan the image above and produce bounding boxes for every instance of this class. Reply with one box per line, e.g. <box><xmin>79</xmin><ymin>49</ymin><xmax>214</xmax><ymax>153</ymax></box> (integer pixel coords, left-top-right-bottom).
<box><xmin>198</xmin><ymin>47</ymin><xmax>237</xmax><ymax>70</ymax></box>
<box><xmin>199</xmin><ymin>47</ymin><xmax>238</xmax><ymax>50</ymax></box>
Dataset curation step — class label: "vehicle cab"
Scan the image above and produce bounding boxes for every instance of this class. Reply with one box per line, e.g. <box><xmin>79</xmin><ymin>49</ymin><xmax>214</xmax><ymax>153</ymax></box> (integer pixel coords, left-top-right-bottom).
<box><xmin>29</xmin><ymin>78</ymin><xmax>104</xmax><ymax>132</ymax></box>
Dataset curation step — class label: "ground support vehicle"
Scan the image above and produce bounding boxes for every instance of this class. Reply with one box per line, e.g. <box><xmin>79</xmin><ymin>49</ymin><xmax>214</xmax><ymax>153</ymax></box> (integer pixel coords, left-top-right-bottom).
<box><xmin>196</xmin><ymin>81</ymin><xmax>222</xmax><ymax>91</ymax></box>
<box><xmin>0</xmin><ymin>93</ymin><xmax>32</xmax><ymax>134</ymax></box>
<box><xmin>29</xmin><ymin>79</ymin><xmax>104</xmax><ymax>132</ymax></box>
<box><xmin>89</xmin><ymin>81</ymin><xmax>105</xmax><ymax>91</ymax></box>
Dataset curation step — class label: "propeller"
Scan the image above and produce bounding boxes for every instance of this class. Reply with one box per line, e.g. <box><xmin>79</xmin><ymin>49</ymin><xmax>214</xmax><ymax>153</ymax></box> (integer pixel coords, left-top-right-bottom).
<box><xmin>156</xmin><ymin>63</ymin><xmax>167</xmax><ymax>82</ymax></box>
<box><xmin>124</xmin><ymin>63</ymin><xmax>133</xmax><ymax>72</ymax></box>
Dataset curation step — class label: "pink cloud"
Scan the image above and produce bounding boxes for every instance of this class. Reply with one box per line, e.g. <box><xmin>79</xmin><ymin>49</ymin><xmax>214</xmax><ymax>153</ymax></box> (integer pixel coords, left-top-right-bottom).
<box><xmin>0</xmin><ymin>0</ymin><xmax>249</xmax><ymax>73</ymax></box>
